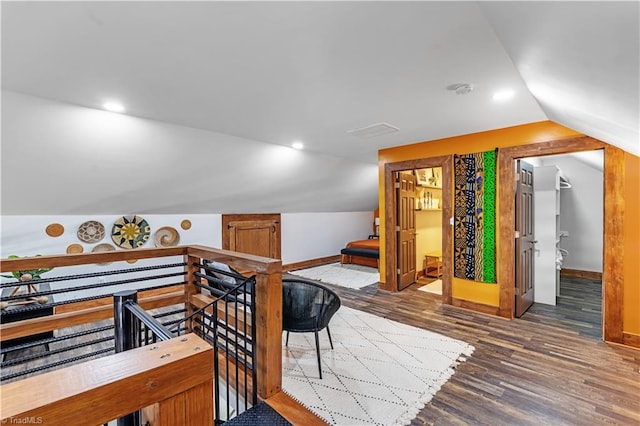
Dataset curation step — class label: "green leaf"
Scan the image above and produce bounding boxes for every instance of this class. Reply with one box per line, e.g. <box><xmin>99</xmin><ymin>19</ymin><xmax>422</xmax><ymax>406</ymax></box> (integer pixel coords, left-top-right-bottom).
<box><xmin>2</xmin><ymin>254</ymin><xmax>54</xmax><ymax>280</ymax></box>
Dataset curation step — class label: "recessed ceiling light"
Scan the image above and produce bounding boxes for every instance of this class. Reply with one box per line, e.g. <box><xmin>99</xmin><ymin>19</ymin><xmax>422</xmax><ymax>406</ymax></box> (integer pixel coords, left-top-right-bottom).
<box><xmin>292</xmin><ymin>141</ymin><xmax>304</xmax><ymax>149</ymax></box>
<box><xmin>492</xmin><ymin>90</ymin><xmax>514</xmax><ymax>101</ymax></box>
<box><xmin>103</xmin><ymin>102</ymin><xmax>125</xmax><ymax>113</ymax></box>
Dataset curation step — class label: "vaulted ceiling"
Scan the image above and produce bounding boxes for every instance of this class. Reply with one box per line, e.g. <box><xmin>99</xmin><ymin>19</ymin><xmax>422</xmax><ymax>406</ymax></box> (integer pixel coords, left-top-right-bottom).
<box><xmin>1</xmin><ymin>1</ymin><xmax>637</xmax><ymax>214</ymax></box>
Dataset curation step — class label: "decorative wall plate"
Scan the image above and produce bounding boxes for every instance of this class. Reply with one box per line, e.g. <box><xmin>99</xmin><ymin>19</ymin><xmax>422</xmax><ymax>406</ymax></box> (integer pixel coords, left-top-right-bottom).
<box><xmin>111</xmin><ymin>215</ymin><xmax>150</xmax><ymax>249</ymax></box>
<box><xmin>77</xmin><ymin>220</ymin><xmax>106</xmax><ymax>243</ymax></box>
<box><xmin>92</xmin><ymin>243</ymin><xmax>115</xmax><ymax>253</ymax></box>
<box><xmin>66</xmin><ymin>243</ymin><xmax>84</xmax><ymax>254</ymax></box>
<box><xmin>180</xmin><ymin>219</ymin><xmax>192</xmax><ymax>230</ymax></box>
<box><xmin>154</xmin><ymin>226</ymin><xmax>180</xmax><ymax>247</ymax></box>
<box><xmin>46</xmin><ymin>223</ymin><xmax>64</xmax><ymax>237</ymax></box>
<box><xmin>92</xmin><ymin>243</ymin><xmax>116</xmax><ymax>265</ymax></box>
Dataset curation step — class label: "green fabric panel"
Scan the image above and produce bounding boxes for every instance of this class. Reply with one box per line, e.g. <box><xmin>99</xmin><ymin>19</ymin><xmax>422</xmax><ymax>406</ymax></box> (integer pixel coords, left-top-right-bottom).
<box><xmin>482</xmin><ymin>150</ymin><xmax>497</xmax><ymax>283</ymax></box>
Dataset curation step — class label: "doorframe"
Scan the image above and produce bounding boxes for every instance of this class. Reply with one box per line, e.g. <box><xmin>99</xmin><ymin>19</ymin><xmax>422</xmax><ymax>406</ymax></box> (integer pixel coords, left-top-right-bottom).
<box><xmin>382</xmin><ymin>136</ymin><xmax>625</xmax><ymax>344</ymax></box>
<box><xmin>383</xmin><ymin>155</ymin><xmax>453</xmax><ymax>304</ymax></box>
<box><xmin>497</xmin><ymin>136</ymin><xmax>623</xmax><ymax>344</ymax></box>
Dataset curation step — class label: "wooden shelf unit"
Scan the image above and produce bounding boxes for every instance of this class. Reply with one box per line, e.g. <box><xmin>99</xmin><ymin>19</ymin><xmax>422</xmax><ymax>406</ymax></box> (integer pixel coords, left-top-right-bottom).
<box><xmin>424</xmin><ymin>252</ymin><xmax>443</xmax><ymax>278</ymax></box>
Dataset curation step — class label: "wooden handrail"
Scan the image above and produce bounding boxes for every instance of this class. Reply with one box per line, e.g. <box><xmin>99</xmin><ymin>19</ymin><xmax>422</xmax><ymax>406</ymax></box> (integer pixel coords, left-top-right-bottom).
<box><xmin>0</xmin><ymin>334</ymin><xmax>213</xmax><ymax>425</ymax></box>
<box><xmin>0</xmin><ymin>245</ymin><xmax>281</xmax><ymax>273</ymax></box>
<box><xmin>0</xmin><ymin>291</ymin><xmax>184</xmax><ymax>341</ymax></box>
<box><xmin>1</xmin><ymin>245</ymin><xmax>284</xmax><ymax>401</ymax></box>
<box><xmin>187</xmin><ymin>245</ymin><xmax>282</xmax><ymax>274</ymax></box>
<box><xmin>266</xmin><ymin>391</ymin><xmax>329</xmax><ymax>426</ymax></box>
<box><xmin>0</xmin><ymin>246</ymin><xmax>186</xmax><ymax>271</ymax></box>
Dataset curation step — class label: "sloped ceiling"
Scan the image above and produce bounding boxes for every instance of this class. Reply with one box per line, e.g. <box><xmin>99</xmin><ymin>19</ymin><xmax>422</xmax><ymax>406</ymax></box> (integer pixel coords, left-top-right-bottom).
<box><xmin>1</xmin><ymin>1</ymin><xmax>637</xmax><ymax>215</ymax></box>
<box><xmin>479</xmin><ymin>1</ymin><xmax>639</xmax><ymax>156</ymax></box>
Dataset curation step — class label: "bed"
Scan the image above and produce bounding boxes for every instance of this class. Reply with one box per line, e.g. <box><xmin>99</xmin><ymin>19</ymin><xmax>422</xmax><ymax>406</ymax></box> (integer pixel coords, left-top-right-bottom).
<box><xmin>340</xmin><ymin>236</ymin><xmax>380</xmax><ymax>269</ymax></box>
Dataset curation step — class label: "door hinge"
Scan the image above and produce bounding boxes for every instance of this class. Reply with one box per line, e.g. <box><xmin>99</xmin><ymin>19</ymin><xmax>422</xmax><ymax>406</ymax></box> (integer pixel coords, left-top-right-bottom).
<box><xmin>397</xmin><ymin>268</ymin><xmax>401</xmax><ymax>274</ymax></box>
<box><xmin>395</xmin><ymin>182</ymin><xmax>400</xmax><ymax>188</ymax></box>
<box><xmin>515</xmin><ymin>173</ymin><xmax>520</xmax><ymax>182</ymax></box>
<box><xmin>396</xmin><ymin>226</ymin><xmax>400</xmax><ymax>232</ymax></box>
<box><xmin>515</xmin><ymin>230</ymin><xmax>520</xmax><ymax>238</ymax></box>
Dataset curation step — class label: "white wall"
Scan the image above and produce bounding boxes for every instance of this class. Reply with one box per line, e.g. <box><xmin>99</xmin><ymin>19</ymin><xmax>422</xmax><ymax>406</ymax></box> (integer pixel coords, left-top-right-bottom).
<box><xmin>1</xmin><ymin>212</ymin><xmax>372</xmax><ymax>266</ymax></box>
<box><xmin>281</xmin><ymin>212</ymin><xmax>373</xmax><ymax>264</ymax></box>
<box><xmin>0</xmin><ymin>214</ymin><xmax>221</xmax><ymax>301</ymax></box>
<box><xmin>541</xmin><ymin>155</ymin><xmax>603</xmax><ymax>273</ymax></box>
<box><xmin>1</xmin><ymin>212</ymin><xmax>372</xmax><ymax>300</ymax></box>
<box><xmin>0</xmin><ymin>215</ymin><xmax>219</xmax><ymax>257</ymax></box>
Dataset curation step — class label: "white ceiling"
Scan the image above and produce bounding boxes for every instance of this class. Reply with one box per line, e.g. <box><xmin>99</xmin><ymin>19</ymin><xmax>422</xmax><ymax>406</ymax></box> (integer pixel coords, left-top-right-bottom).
<box><xmin>1</xmin><ymin>1</ymin><xmax>638</xmax><ymax>214</ymax></box>
<box><xmin>479</xmin><ymin>1</ymin><xmax>639</xmax><ymax>156</ymax></box>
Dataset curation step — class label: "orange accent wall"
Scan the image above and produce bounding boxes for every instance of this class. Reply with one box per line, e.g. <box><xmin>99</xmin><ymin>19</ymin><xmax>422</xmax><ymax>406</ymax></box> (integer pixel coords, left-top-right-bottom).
<box><xmin>452</xmin><ymin>279</ymin><xmax>500</xmax><ymax>306</ymax></box>
<box><xmin>623</xmin><ymin>153</ymin><xmax>640</xmax><ymax>335</ymax></box>
<box><xmin>378</xmin><ymin>120</ymin><xmax>640</xmax><ymax>336</ymax></box>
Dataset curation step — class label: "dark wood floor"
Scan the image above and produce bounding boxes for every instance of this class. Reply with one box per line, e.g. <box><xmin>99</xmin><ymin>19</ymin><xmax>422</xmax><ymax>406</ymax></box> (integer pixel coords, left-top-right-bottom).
<box><xmin>3</xmin><ymin>276</ymin><xmax>639</xmax><ymax>425</ymax></box>
<box><xmin>309</xmin><ymin>275</ymin><xmax>640</xmax><ymax>425</ymax></box>
<box><xmin>527</xmin><ymin>276</ymin><xmax>603</xmax><ymax>340</ymax></box>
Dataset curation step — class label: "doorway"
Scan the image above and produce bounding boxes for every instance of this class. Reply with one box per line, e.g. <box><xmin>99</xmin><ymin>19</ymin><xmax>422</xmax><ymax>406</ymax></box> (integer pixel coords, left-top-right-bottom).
<box><xmin>515</xmin><ymin>151</ymin><xmax>604</xmax><ymax>337</ymax></box>
<box><xmin>383</xmin><ymin>155</ymin><xmax>453</xmax><ymax>303</ymax></box>
<box><xmin>395</xmin><ymin>168</ymin><xmax>445</xmax><ymax>291</ymax></box>
<box><xmin>382</xmin><ymin>136</ymin><xmax>624</xmax><ymax>344</ymax></box>
<box><xmin>497</xmin><ymin>137</ymin><xmax>623</xmax><ymax>344</ymax></box>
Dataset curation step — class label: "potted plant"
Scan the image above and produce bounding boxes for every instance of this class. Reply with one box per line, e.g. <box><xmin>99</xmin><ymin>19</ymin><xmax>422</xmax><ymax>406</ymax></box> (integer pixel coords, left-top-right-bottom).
<box><xmin>1</xmin><ymin>255</ymin><xmax>53</xmax><ymax>309</ymax></box>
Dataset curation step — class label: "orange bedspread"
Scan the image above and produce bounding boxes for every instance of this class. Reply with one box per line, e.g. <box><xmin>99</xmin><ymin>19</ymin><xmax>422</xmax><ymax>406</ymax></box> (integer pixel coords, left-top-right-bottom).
<box><xmin>341</xmin><ymin>238</ymin><xmax>379</xmax><ymax>268</ymax></box>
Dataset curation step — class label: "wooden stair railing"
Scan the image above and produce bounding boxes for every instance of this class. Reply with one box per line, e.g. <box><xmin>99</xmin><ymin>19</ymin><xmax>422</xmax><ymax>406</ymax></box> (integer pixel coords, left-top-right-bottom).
<box><xmin>0</xmin><ymin>334</ymin><xmax>213</xmax><ymax>425</ymax></box>
<box><xmin>1</xmin><ymin>245</ymin><xmax>328</xmax><ymax>425</ymax></box>
<box><xmin>1</xmin><ymin>245</ymin><xmax>283</xmax><ymax>401</ymax></box>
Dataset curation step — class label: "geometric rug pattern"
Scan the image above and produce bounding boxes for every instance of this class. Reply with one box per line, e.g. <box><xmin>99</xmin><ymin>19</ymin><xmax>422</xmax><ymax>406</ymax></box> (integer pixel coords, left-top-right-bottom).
<box><xmin>453</xmin><ymin>150</ymin><xmax>497</xmax><ymax>283</ymax></box>
<box><xmin>288</xmin><ymin>263</ymin><xmax>379</xmax><ymax>290</ymax></box>
<box><xmin>282</xmin><ymin>307</ymin><xmax>474</xmax><ymax>425</ymax></box>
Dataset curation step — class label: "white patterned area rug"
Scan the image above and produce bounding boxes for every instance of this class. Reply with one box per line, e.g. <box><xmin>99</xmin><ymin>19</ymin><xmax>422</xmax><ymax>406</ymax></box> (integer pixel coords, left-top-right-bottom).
<box><xmin>288</xmin><ymin>262</ymin><xmax>379</xmax><ymax>289</ymax></box>
<box><xmin>282</xmin><ymin>306</ymin><xmax>474</xmax><ymax>425</ymax></box>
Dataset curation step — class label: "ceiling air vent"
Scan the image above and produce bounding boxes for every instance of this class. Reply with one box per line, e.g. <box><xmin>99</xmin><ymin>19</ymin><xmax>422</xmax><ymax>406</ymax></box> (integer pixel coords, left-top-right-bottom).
<box><xmin>346</xmin><ymin>122</ymin><xmax>400</xmax><ymax>138</ymax></box>
<box><xmin>446</xmin><ymin>83</ymin><xmax>474</xmax><ymax>95</ymax></box>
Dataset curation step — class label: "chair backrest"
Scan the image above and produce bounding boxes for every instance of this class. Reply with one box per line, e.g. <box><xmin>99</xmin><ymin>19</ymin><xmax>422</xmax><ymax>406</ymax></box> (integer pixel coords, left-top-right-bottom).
<box><xmin>203</xmin><ymin>260</ymin><xmax>253</xmax><ymax>294</ymax></box>
<box><xmin>282</xmin><ymin>279</ymin><xmax>341</xmax><ymax>332</ymax></box>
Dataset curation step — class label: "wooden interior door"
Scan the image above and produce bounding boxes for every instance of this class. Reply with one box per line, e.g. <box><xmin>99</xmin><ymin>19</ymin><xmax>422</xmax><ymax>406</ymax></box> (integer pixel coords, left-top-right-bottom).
<box><xmin>515</xmin><ymin>160</ymin><xmax>535</xmax><ymax>317</ymax></box>
<box><xmin>222</xmin><ymin>214</ymin><xmax>281</xmax><ymax>259</ymax></box>
<box><xmin>397</xmin><ymin>172</ymin><xmax>417</xmax><ymax>290</ymax></box>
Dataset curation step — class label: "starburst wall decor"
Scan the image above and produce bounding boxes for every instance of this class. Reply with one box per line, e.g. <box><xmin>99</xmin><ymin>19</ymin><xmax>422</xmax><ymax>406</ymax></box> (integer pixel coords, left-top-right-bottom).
<box><xmin>111</xmin><ymin>215</ymin><xmax>150</xmax><ymax>249</ymax></box>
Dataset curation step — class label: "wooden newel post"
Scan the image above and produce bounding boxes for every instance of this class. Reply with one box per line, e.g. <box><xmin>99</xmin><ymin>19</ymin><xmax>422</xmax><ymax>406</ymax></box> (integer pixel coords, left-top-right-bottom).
<box><xmin>184</xmin><ymin>254</ymin><xmax>202</xmax><ymax>333</ymax></box>
<box><xmin>254</xmin><ymin>270</ymin><xmax>283</xmax><ymax>399</ymax></box>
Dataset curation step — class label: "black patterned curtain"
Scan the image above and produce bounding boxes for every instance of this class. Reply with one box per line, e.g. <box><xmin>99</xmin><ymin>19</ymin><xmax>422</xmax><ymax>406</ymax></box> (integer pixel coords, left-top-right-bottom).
<box><xmin>453</xmin><ymin>150</ymin><xmax>497</xmax><ymax>283</ymax></box>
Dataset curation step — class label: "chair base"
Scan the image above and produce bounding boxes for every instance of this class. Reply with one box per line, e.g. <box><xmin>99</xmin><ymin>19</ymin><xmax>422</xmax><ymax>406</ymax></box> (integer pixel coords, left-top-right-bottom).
<box><xmin>284</xmin><ymin>326</ymin><xmax>333</xmax><ymax>379</ymax></box>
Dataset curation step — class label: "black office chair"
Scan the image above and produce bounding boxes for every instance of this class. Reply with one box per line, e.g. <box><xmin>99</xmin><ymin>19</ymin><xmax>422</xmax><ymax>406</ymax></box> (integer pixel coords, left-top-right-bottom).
<box><xmin>282</xmin><ymin>278</ymin><xmax>341</xmax><ymax>379</ymax></box>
